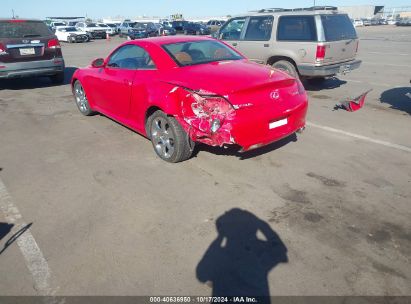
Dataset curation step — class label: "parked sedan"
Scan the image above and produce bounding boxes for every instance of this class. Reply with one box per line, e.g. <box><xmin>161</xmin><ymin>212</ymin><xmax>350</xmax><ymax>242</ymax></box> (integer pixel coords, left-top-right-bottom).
<box><xmin>183</xmin><ymin>22</ymin><xmax>211</xmax><ymax>35</ymax></box>
<box><xmin>55</xmin><ymin>26</ymin><xmax>89</xmax><ymax>43</ymax></box>
<box><xmin>71</xmin><ymin>37</ymin><xmax>307</xmax><ymax>162</ymax></box>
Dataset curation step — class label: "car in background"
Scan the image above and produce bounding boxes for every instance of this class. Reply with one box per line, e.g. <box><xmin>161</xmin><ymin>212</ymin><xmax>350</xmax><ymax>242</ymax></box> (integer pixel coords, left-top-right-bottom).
<box><xmin>387</xmin><ymin>18</ymin><xmax>399</xmax><ymax>25</ymax></box>
<box><xmin>0</xmin><ymin>19</ymin><xmax>65</xmax><ymax>83</ymax></box>
<box><xmin>378</xmin><ymin>19</ymin><xmax>388</xmax><ymax>25</ymax></box>
<box><xmin>55</xmin><ymin>26</ymin><xmax>89</xmax><ymax>43</ymax></box>
<box><xmin>50</xmin><ymin>21</ymin><xmax>66</xmax><ymax>32</ymax></box>
<box><xmin>396</xmin><ymin>18</ymin><xmax>411</xmax><ymax>26</ymax></box>
<box><xmin>71</xmin><ymin>36</ymin><xmax>308</xmax><ymax>163</ymax></box>
<box><xmin>97</xmin><ymin>23</ymin><xmax>116</xmax><ymax>36</ymax></box>
<box><xmin>76</xmin><ymin>22</ymin><xmax>107</xmax><ymax>39</ymax></box>
<box><xmin>353</xmin><ymin>19</ymin><xmax>364</xmax><ymax>27</ymax></box>
<box><xmin>171</xmin><ymin>21</ymin><xmax>189</xmax><ymax>32</ymax></box>
<box><xmin>160</xmin><ymin>24</ymin><xmax>177</xmax><ymax>36</ymax></box>
<box><xmin>206</xmin><ymin>20</ymin><xmax>225</xmax><ymax>33</ymax></box>
<box><xmin>216</xmin><ymin>6</ymin><xmax>361</xmax><ymax>81</ymax></box>
<box><xmin>183</xmin><ymin>22</ymin><xmax>211</xmax><ymax>35</ymax></box>
<box><xmin>370</xmin><ymin>19</ymin><xmax>379</xmax><ymax>26</ymax></box>
<box><xmin>104</xmin><ymin>23</ymin><xmax>118</xmax><ymax>34</ymax></box>
<box><xmin>126</xmin><ymin>23</ymin><xmax>159</xmax><ymax>40</ymax></box>
<box><xmin>362</xmin><ymin>19</ymin><xmax>372</xmax><ymax>26</ymax></box>
<box><xmin>118</xmin><ymin>20</ymin><xmax>137</xmax><ymax>37</ymax></box>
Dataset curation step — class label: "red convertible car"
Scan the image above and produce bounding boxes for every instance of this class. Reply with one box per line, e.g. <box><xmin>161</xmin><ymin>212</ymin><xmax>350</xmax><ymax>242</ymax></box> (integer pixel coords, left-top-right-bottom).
<box><xmin>71</xmin><ymin>36</ymin><xmax>308</xmax><ymax>162</ymax></box>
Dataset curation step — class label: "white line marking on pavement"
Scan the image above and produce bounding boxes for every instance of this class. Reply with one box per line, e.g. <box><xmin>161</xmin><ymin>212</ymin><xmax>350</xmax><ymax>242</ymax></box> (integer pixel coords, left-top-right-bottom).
<box><xmin>0</xmin><ymin>178</ymin><xmax>60</xmax><ymax>300</ymax></box>
<box><xmin>307</xmin><ymin>122</ymin><xmax>411</xmax><ymax>153</ymax></box>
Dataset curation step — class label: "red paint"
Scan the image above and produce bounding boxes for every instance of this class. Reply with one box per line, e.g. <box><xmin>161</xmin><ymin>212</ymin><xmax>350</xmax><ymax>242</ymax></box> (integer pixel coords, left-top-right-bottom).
<box><xmin>72</xmin><ymin>36</ymin><xmax>308</xmax><ymax>152</ymax></box>
<box><xmin>47</xmin><ymin>39</ymin><xmax>61</xmax><ymax>49</ymax></box>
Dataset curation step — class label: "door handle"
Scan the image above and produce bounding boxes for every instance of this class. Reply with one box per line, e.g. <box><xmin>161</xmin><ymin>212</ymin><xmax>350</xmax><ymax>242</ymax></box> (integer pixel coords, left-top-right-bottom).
<box><xmin>264</xmin><ymin>44</ymin><xmax>270</xmax><ymax>48</ymax></box>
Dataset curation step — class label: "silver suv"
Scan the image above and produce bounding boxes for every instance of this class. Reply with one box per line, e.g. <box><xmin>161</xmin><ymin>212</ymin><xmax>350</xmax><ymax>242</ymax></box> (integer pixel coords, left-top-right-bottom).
<box><xmin>217</xmin><ymin>6</ymin><xmax>361</xmax><ymax>80</ymax></box>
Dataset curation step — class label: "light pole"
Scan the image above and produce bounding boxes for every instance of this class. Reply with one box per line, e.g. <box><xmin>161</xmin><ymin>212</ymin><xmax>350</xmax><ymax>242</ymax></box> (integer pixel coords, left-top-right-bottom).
<box><xmin>12</xmin><ymin>9</ymin><xmax>15</xmax><ymax>19</ymax></box>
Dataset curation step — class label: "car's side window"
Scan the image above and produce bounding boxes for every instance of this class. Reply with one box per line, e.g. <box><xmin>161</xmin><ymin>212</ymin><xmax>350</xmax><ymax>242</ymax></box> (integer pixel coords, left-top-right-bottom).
<box><xmin>107</xmin><ymin>45</ymin><xmax>156</xmax><ymax>70</ymax></box>
<box><xmin>220</xmin><ymin>18</ymin><xmax>246</xmax><ymax>41</ymax></box>
<box><xmin>277</xmin><ymin>16</ymin><xmax>317</xmax><ymax>41</ymax></box>
<box><xmin>244</xmin><ymin>16</ymin><xmax>274</xmax><ymax>41</ymax></box>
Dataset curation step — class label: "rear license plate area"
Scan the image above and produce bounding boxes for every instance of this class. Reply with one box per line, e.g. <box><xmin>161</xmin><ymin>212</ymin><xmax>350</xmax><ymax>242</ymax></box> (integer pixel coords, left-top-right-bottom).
<box><xmin>269</xmin><ymin>118</ymin><xmax>288</xmax><ymax>130</ymax></box>
<box><xmin>19</xmin><ymin>48</ymin><xmax>35</xmax><ymax>56</ymax></box>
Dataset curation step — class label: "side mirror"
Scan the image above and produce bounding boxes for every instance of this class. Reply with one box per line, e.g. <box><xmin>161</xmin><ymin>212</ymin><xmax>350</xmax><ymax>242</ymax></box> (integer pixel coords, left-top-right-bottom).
<box><xmin>91</xmin><ymin>58</ymin><xmax>105</xmax><ymax>68</ymax></box>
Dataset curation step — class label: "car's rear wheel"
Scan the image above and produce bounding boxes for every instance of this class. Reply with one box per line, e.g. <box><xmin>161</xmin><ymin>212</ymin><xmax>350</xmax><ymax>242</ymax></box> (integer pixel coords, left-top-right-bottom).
<box><xmin>73</xmin><ymin>80</ymin><xmax>94</xmax><ymax>116</ymax></box>
<box><xmin>50</xmin><ymin>72</ymin><xmax>65</xmax><ymax>84</ymax></box>
<box><xmin>272</xmin><ymin>60</ymin><xmax>299</xmax><ymax>78</ymax></box>
<box><xmin>147</xmin><ymin>110</ymin><xmax>194</xmax><ymax>163</ymax></box>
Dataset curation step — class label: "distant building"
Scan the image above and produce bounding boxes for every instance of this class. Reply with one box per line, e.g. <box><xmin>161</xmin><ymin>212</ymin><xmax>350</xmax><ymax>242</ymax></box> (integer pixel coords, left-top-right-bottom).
<box><xmin>338</xmin><ymin>5</ymin><xmax>384</xmax><ymax>19</ymax></box>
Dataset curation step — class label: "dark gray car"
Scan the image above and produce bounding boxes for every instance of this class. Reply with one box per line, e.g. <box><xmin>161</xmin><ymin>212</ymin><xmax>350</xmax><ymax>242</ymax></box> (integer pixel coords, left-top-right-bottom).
<box><xmin>0</xmin><ymin>19</ymin><xmax>65</xmax><ymax>83</ymax></box>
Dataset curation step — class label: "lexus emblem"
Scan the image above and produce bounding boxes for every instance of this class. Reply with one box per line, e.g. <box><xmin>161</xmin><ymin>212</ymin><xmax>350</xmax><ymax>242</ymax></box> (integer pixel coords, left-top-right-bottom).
<box><xmin>270</xmin><ymin>90</ymin><xmax>280</xmax><ymax>100</ymax></box>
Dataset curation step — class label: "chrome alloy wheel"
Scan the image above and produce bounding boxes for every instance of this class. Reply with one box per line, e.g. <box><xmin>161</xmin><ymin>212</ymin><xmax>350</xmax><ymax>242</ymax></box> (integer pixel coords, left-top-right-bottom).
<box><xmin>74</xmin><ymin>82</ymin><xmax>89</xmax><ymax>113</ymax></box>
<box><xmin>151</xmin><ymin>117</ymin><xmax>175</xmax><ymax>159</ymax></box>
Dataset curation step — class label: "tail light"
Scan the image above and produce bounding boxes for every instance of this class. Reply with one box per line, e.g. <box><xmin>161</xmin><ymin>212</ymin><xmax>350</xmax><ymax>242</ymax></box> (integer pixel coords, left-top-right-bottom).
<box><xmin>316</xmin><ymin>45</ymin><xmax>326</xmax><ymax>61</ymax></box>
<box><xmin>47</xmin><ymin>38</ymin><xmax>61</xmax><ymax>49</ymax></box>
<box><xmin>0</xmin><ymin>43</ymin><xmax>6</xmax><ymax>54</ymax></box>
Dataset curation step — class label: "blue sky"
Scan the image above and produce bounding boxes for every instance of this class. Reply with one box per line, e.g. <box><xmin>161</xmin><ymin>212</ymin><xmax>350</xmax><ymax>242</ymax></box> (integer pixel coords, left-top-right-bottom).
<box><xmin>1</xmin><ymin>0</ymin><xmax>409</xmax><ymax>19</ymax></box>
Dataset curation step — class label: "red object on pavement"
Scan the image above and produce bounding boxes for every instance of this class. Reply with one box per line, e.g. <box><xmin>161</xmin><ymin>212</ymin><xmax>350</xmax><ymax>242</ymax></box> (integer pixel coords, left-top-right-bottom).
<box><xmin>336</xmin><ymin>90</ymin><xmax>372</xmax><ymax>112</ymax></box>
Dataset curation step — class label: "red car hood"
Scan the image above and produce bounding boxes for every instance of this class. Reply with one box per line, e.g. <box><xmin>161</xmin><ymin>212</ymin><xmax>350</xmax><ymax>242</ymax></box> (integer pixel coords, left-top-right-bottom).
<box><xmin>161</xmin><ymin>59</ymin><xmax>296</xmax><ymax>98</ymax></box>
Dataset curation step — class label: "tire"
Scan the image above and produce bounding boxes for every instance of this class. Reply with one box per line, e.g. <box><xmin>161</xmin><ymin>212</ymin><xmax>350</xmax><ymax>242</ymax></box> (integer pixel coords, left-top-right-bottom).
<box><xmin>272</xmin><ymin>60</ymin><xmax>299</xmax><ymax>78</ymax></box>
<box><xmin>73</xmin><ymin>80</ymin><xmax>95</xmax><ymax>116</ymax></box>
<box><xmin>147</xmin><ymin>110</ymin><xmax>194</xmax><ymax>163</ymax></box>
<box><xmin>50</xmin><ymin>72</ymin><xmax>64</xmax><ymax>84</ymax></box>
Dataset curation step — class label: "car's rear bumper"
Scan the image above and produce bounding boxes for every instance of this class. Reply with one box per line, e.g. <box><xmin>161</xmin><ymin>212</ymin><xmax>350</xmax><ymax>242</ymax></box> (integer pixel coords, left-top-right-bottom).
<box><xmin>0</xmin><ymin>58</ymin><xmax>65</xmax><ymax>79</ymax></box>
<box><xmin>231</xmin><ymin>101</ymin><xmax>308</xmax><ymax>151</ymax></box>
<box><xmin>298</xmin><ymin>59</ymin><xmax>362</xmax><ymax>77</ymax></box>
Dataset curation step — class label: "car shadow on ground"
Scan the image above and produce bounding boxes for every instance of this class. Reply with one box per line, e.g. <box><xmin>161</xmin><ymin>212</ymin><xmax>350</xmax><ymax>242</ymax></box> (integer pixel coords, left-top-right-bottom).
<box><xmin>380</xmin><ymin>87</ymin><xmax>411</xmax><ymax>115</ymax></box>
<box><xmin>303</xmin><ymin>77</ymin><xmax>347</xmax><ymax>91</ymax></box>
<box><xmin>0</xmin><ymin>67</ymin><xmax>78</xmax><ymax>90</ymax></box>
<box><xmin>194</xmin><ymin>133</ymin><xmax>298</xmax><ymax>160</ymax></box>
<box><xmin>196</xmin><ymin>208</ymin><xmax>288</xmax><ymax>301</ymax></box>
<box><xmin>0</xmin><ymin>222</ymin><xmax>14</xmax><ymax>242</ymax></box>
<box><xmin>0</xmin><ymin>223</ymin><xmax>32</xmax><ymax>255</ymax></box>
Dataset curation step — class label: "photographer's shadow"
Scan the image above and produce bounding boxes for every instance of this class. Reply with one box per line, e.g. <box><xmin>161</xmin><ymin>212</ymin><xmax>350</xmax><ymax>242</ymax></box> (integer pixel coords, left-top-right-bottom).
<box><xmin>196</xmin><ymin>209</ymin><xmax>288</xmax><ymax>299</ymax></box>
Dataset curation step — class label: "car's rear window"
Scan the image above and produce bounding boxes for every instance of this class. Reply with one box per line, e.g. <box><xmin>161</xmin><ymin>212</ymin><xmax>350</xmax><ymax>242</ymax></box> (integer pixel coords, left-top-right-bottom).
<box><xmin>277</xmin><ymin>16</ymin><xmax>317</xmax><ymax>41</ymax></box>
<box><xmin>0</xmin><ymin>21</ymin><xmax>52</xmax><ymax>38</ymax></box>
<box><xmin>163</xmin><ymin>40</ymin><xmax>243</xmax><ymax>67</ymax></box>
<box><xmin>321</xmin><ymin>14</ymin><xmax>357</xmax><ymax>41</ymax></box>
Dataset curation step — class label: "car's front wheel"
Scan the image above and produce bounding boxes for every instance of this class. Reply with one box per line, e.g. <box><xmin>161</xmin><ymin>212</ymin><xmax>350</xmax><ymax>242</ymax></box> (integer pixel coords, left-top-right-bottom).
<box><xmin>73</xmin><ymin>80</ymin><xmax>95</xmax><ymax>116</ymax></box>
<box><xmin>147</xmin><ymin>110</ymin><xmax>194</xmax><ymax>163</ymax></box>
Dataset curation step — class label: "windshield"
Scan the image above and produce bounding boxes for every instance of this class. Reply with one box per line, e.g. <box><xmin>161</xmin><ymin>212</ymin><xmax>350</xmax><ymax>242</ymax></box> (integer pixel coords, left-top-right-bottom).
<box><xmin>163</xmin><ymin>40</ymin><xmax>243</xmax><ymax>67</ymax></box>
<box><xmin>98</xmin><ymin>24</ymin><xmax>108</xmax><ymax>27</ymax></box>
<box><xmin>0</xmin><ymin>21</ymin><xmax>52</xmax><ymax>38</ymax></box>
<box><xmin>133</xmin><ymin>23</ymin><xmax>146</xmax><ymax>29</ymax></box>
<box><xmin>64</xmin><ymin>27</ymin><xmax>77</xmax><ymax>32</ymax></box>
<box><xmin>86</xmin><ymin>23</ymin><xmax>97</xmax><ymax>27</ymax></box>
<box><xmin>321</xmin><ymin>15</ymin><xmax>357</xmax><ymax>41</ymax></box>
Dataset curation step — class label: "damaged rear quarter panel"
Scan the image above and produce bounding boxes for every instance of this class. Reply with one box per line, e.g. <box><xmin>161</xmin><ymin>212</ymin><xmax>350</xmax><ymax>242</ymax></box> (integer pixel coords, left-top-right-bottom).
<box><xmin>167</xmin><ymin>85</ymin><xmax>237</xmax><ymax>147</ymax></box>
